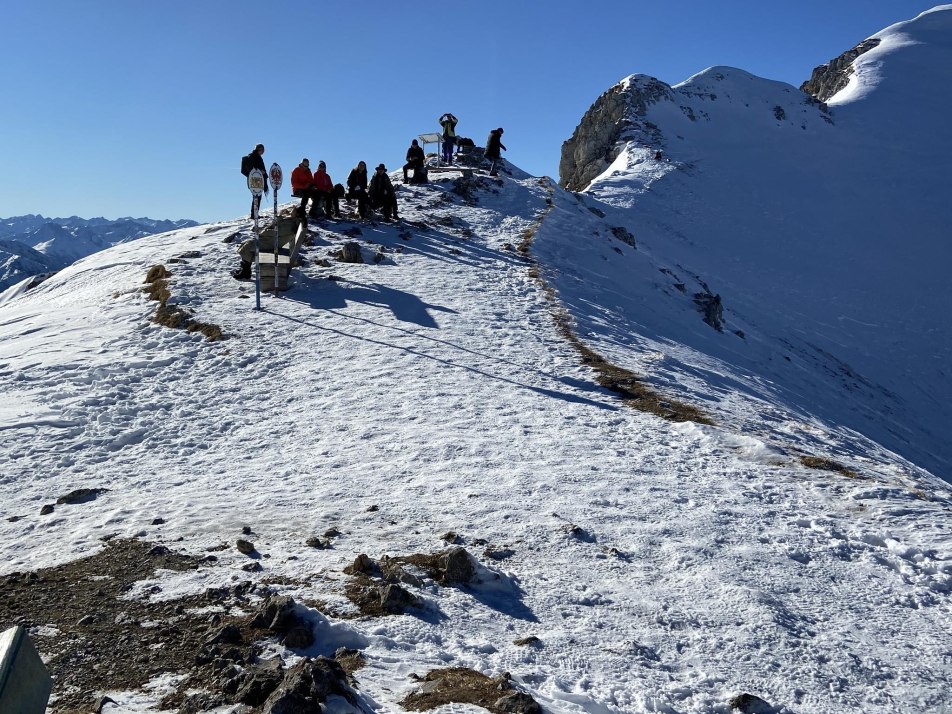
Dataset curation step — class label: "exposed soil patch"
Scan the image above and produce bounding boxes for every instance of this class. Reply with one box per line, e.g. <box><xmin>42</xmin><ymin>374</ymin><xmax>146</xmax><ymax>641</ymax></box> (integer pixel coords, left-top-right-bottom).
<box><xmin>401</xmin><ymin>667</ymin><xmax>541</xmax><ymax>713</ymax></box>
<box><xmin>798</xmin><ymin>454</ymin><xmax>859</xmax><ymax>478</ymax></box>
<box><xmin>0</xmin><ymin>540</ymin><xmax>365</xmax><ymax>713</ymax></box>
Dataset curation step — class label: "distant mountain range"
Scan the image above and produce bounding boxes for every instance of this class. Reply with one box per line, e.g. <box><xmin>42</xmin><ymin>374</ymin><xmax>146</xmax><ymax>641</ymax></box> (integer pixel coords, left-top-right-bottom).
<box><xmin>0</xmin><ymin>214</ymin><xmax>198</xmax><ymax>292</ymax></box>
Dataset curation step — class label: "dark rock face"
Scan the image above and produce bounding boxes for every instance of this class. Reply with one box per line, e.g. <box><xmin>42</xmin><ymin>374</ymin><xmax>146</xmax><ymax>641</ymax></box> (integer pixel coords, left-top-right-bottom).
<box><xmin>559</xmin><ymin>76</ymin><xmax>674</xmax><ymax>191</ymax></box>
<box><xmin>801</xmin><ymin>38</ymin><xmax>881</xmax><ymax>102</ymax></box>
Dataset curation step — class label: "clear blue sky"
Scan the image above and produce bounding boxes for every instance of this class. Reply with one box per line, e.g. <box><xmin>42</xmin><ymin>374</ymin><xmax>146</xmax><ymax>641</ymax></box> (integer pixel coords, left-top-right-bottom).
<box><xmin>0</xmin><ymin>0</ymin><xmax>936</xmax><ymax>223</ymax></box>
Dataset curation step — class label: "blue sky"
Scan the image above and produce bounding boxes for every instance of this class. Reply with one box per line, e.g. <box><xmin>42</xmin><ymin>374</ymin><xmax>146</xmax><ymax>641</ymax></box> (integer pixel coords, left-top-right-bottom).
<box><xmin>0</xmin><ymin>0</ymin><xmax>937</xmax><ymax>223</ymax></box>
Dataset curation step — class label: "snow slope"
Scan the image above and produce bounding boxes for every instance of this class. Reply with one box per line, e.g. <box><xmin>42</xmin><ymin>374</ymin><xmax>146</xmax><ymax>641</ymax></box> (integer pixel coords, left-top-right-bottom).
<box><xmin>573</xmin><ymin>6</ymin><xmax>952</xmax><ymax>480</ymax></box>
<box><xmin>1</xmin><ymin>165</ymin><xmax>951</xmax><ymax>712</ymax></box>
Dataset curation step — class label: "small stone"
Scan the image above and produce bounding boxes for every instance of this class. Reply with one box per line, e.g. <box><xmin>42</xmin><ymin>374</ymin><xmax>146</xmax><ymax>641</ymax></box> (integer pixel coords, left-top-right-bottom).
<box><xmin>242</xmin><ymin>525</ymin><xmax>252</xmax><ymax>535</ymax></box>
<box><xmin>379</xmin><ymin>583</ymin><xmax>420</xmax><ymax>613</ymax></box>
<box><xmin>236</xmin><ymin>539</ymin><xmax>255</xmax><ymax>555</ymax></box>
<box><xmin>343</xmin><ymin>554</ymin><xmax>375</xmax><ymax>575</ymax></box>
<box><xmin>282</xmin><ymin>624</ymin><xmax>315</xmax><ymax>649</ymax></box>
<box><xmin>205</xmin><ymin>623</ymin><xmax>243</xmax><ymax>646</ymax></box>
<box><xmin>148</xmin><ymin>545</ymin><xmax>171</xmax><ymax>556</ymax></box>
<box><xmin>242</xmin><ymin>562</ymin><xmax>263</xmax><ymax>573</ymax></box>
<box><xmin>729</xmin><ymin>693</ymin><xmax>775</xmax><ymax>713</ymax></box>
<box><xmin>40</xmin><ymin>504</ymin><xmax>54</xmax><ymax>515</ymax></box>
<box><xmin>494</xmin><ymin>691</ymin><xmax>542</xmax><ymax>713</ymax></box>
<box><xmin>151</xmin><ymin>518</ymin><xmax>165</xmax><ymax>526</ymax></box>
<box><xmin>56</xmin><ymin>488</ymin><xmax>108</xmax><ymax>505</ymax></box>
<box><xmin>323</xmin><ymin>527</ymin><xmax>342</xmax><ymax>538</ymax></box>
<box><xmin>305</xmin><ymin>537</ymin><xmax>327</xmax><ymax>549</ymax></box>
<box><xmin>513</xmin><ymin>636</ymin><xmax>542</xmax><ymax>647</ymax></box>
<box><xmin>440</xmin><ymin>547</ymin><xmax>475</xmax><ymax>585</ymax></box>
<box><xmin>366</xmin><ymin>504</ymin><xmax>379</xmax><ymax>512</ymax></box>
<box><xmin>440</xmin><ymin>531</ymin><xmax>460</xmax><ymax>544</ymax></box>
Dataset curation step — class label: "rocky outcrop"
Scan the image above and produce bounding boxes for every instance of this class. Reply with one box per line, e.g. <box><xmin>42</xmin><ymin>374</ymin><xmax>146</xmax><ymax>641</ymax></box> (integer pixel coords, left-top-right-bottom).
<box><xmin>801</xmin><ymin>38</ymin><xmax>881</xmax><ymax>101</ymax></box>
<box><xmin>559</xmin><ymin>76</ymin><xmax>673</xmax><ymax>191</ymax></box>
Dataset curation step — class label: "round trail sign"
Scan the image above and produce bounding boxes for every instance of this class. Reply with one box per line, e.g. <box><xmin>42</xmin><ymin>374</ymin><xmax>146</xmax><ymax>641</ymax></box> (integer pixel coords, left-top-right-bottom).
<box><xmin>247</xmin><ymin>168</ymin><xmax>265</xmax><ymax>196</ymax></box>
<box><xmin>269</xmin><ymin>163</ymin><xmax>283</xmax><ymax>192</ymax></box>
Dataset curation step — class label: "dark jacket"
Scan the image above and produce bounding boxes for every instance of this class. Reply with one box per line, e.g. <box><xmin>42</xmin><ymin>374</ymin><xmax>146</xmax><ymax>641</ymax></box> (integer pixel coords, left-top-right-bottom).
<box><xmin>485</xmin><ymin>131</ymin><xmax>506</xmax><ymax>160</ymax></box>
<box><xmin>247</xmin><ymin>150</ymin><xmax>269</xmax><ymax>190</ymax></box>
<box><xmin>347</xmin><ymin>167</ymin><xmax>368</xmax><ymax>192</ymax></box>
<box><xmin>406</xmin><ymin>144</ymin><xmax>425</xmax><ymax>166</ymax></box>
<box><xmin>369</xmin><ymin>171</ymin><xmax>395</xmax><ymax>202</ymax></box>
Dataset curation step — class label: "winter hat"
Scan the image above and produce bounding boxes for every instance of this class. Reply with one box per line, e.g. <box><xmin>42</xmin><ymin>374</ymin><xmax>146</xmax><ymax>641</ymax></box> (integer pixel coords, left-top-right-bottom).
<box><xmin>376</xmin><ymin>164</ymin><xmax>387</xmax><ymax>171</ymax></box>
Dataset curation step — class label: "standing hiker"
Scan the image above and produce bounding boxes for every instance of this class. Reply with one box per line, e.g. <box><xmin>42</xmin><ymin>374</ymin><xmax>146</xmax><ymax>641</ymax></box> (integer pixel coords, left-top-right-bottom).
<box><xmin>485</xmin><ymin>128</ymin><xmax>506</xmax><ymax>176</ymax></box>
<box><xmin>439</xmin><ymin>112</ymin><xmax>458</xmax><ymax>165</ymax></box>
<box><xmin>242</xmin><ymin>144</ymin><xmax>269</xmax><ymax>218</ymax></box>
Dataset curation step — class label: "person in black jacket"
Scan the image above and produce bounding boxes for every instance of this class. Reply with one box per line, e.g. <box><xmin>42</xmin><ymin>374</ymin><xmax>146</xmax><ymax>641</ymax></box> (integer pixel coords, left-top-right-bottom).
<box><xmin>485</xmin><ymin>129</ymin><xmax>506</xmax><ymax>176</ymax></box>
<box><xmin>346</xmin><ymin>161</ymin><xmax>370</xmax><ymax>218</ymax></box>
<box><xmin>244</xmin><ymin>144</ymin><xmax>269</xmax><ymax>218</ymax></box>
<box><xmin>403</xmin><ymin>139</ymin><xmax>426</xmax><ymax>183</ymax></box>
<box><xmin>369</xmin><ymin>164</ymin><xmax>399</xmax><ymax>221</ymax></box>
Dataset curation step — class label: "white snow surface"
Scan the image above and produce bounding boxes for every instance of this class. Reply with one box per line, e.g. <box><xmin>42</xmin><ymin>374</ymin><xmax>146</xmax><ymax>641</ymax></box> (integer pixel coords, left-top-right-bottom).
<box><xmin>1</xmin><ymin>161</ymin><xmax>951</xmax><ymax>712</ymax></box>
<box><xmin>580</xmin><ymin>5</ymin><xmax>952</xmax><ymax>480</ymax></box>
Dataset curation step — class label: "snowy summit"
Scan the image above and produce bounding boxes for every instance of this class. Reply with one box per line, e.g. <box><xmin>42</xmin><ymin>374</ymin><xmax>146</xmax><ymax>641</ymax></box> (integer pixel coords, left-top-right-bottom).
<box><xmin>1</xmin><ymin>7</ymin><xmax>951</xmax><ymax>714</ymax></box>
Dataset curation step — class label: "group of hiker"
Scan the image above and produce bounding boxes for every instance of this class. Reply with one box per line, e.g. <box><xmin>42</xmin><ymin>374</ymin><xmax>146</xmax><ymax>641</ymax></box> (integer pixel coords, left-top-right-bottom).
<box><xmin>234</xmin><ymin>114</ymin><xmax>508</xmax><ymax>280</ymax></box>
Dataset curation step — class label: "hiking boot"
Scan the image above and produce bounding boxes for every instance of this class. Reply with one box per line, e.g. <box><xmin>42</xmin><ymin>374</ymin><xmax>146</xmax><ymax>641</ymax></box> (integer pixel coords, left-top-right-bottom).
<box><xmin>231</xmin><ymin>261</ymin><xmax>252</xmax><ymax>280</ymax></box>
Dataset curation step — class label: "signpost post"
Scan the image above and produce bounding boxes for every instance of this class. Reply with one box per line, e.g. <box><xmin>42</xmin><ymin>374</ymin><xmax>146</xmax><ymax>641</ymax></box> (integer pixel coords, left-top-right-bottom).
<box><xmin>247</xmin><ymin>168</ymin><xmax>265</xmax><ymax>310</ymax></box>
<box><xmin>269</xmin><ymin>163</ymin><xmax>283</xmax><ymax>297</ymax></box>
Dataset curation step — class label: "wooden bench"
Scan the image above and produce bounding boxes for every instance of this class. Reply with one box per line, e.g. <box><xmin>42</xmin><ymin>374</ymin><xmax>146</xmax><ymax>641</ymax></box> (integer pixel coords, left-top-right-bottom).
<box><xmin>257</xmin><ymin>221</ymin><xmax>307</xmax><ymax>292</ymax></box>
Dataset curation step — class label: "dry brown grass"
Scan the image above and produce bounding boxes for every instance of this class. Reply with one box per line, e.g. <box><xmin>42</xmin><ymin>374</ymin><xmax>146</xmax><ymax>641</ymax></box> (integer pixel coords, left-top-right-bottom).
<box><xmin>143</xmin><ymin>264</ymin><xmax>226</xmax><ymax>341</ymax></box>
<box><xmin>517</xmin><ymin>187</ymin><xmax>712</xmax><ymax>425</ymax></box>
<box><xmin>400</xmin><ymin>667</ymin><xmax>539</xmax><ymax>713</ymax></box>
<box><xmin>798</xmin><ymin>454</ymin><xmax>859</xmax><ymax>478</ymax></box>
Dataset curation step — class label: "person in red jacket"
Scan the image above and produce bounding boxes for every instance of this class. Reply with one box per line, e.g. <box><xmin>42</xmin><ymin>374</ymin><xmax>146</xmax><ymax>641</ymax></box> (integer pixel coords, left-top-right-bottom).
<box><xmin>311</xmin><ymin>161</ymin><xmax>341</xmax><ymax>218</ymax></box>
<box><xmin>290</xmin><ymin>158</ymin><xmax>315</xmax><ymax>213</ymax></box>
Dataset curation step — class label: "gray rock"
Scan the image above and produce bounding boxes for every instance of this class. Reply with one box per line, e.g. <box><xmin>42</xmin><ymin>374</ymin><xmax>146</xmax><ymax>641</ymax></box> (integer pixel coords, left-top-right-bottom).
<box><xmin>339</xmin><ymin>242</ymin><xmax>363</xmax><ymax>263</ymax></box>
<box><xmin>39</xmin><ymin>504</ymin><xmax>54</xmax><ymax>515</ymax></box>
<box><xmin>440</xmin><ymin>547</ymin><xmax>475</xmax><ymax>585</ymax></box>
<box><xmin>495</xmin><ymin>691</ymin><xmax>543</xmax><ymax>713</ymax></box>
<box><xmin>261</xmin><ymin>657</ymin><xmax>352</xmax><ymax>713</ymax></box>
<box><xmin>251</xmin><ymin>595</ymin><xmax>299</xmax><ymax>632</ymax></box>
<box><xmin>236</xmin><ymin>539</ymin><xmax>256</xmax><ymax>555</ymax></box>
<box><xmin>729</xmin><ymin>692</ymin><xmax>779</xmax><ymax>713</ymax></box>
<box><xmin>57</xmin><ymin>488</ymin><xmax>108</xmax><ymax>505</ymax></box>
<box><xmin>379</xmin><ymin>583</ymin><xmax>420</xmax><ymax>613</ymax></box>
<box><xmin>801</xmin><ymin>38</ymin><xmax>880</xmax><ymax>102</ymax></box>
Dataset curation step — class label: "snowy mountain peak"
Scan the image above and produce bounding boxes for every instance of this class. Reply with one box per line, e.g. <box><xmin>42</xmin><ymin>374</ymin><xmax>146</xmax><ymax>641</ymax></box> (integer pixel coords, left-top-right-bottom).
<box><xmin>559</xmin><ymin>7</ymin><xmax>952</xmax><ymax>480</ymax></box>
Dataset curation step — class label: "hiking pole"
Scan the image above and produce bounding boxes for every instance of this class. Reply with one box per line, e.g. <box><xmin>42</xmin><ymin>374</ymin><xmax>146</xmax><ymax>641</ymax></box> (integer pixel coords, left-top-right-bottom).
<box><xmin>269</xmin><ymin>163</ymin><xmax>284</xmax><ymax>298</ymax></box>
<box><xmin>247</xmin><ymin>168</ymin><xmax>266</xmax><ymax>311</ymax></box>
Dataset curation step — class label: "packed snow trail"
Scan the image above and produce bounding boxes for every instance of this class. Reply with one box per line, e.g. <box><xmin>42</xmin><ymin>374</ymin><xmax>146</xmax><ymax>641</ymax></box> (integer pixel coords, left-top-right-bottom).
<box><xmin>1</xmin><ymin>170</ymin><xmax>950</xmax><ymax>713</ymax></box>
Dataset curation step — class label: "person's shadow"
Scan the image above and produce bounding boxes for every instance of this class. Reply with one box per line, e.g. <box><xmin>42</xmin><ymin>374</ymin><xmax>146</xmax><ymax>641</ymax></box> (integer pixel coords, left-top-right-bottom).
<box><xmin>290</xmin><ymin>275</ymin><xmax>455</xmax><ymax>329</ymax></box>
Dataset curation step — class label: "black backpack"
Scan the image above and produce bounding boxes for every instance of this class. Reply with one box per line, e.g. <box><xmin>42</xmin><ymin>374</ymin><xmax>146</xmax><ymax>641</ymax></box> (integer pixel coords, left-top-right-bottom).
<box><xmin>240</xmin><ymin>153</ymin><xmax>253</xmax><ymax>177</ymax></box>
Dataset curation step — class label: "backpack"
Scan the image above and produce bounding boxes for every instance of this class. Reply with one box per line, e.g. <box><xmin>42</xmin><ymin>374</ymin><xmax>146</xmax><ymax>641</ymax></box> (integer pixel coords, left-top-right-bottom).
<box><xmin>240</xmin><ymin>153</ymin><xmax>253</xmax><ymax>177</ymax></box>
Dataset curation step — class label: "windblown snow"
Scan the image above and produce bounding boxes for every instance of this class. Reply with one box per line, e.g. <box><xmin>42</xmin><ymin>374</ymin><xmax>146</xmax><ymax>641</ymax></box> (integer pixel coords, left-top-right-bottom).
<box><xmin>2</xmin><ymin>6</ymin><xmax>952</xmax><ymax>714</ymax></box>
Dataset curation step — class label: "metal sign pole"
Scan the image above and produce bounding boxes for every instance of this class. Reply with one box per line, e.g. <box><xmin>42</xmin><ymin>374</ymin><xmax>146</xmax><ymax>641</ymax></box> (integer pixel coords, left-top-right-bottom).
<box><xmin>269</xmin><ymin>163</ymin><xmax>283</xmax><ymax>297</ymax></box>
<box><xmin>247</xmin><ymin>168</ymin><xmax>265</xmax><ymax>311</ymax></box>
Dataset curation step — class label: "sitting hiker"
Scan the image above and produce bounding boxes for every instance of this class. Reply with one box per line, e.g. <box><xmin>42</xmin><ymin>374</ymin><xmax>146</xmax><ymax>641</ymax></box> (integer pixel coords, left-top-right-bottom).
<box><xmin>311</xmin><ymin>161</ymin><xmax>341</xmax><ymax>218</ymax></box>
<box><xmin>346</xmin><ymin>160</ymin><xmax>370</xmax><ymax>218</ymax></box>
<box><xmin>290</xmin><ymin>158</ymin><xmax>316</xmax><ymax>213</ymax></box>
<box><xmin>231</xmin><ymin>206</ymin><xmax>305</xmax><ymax>280</ymax></box>
<box><xmin>403</xmin><ymin>139</ymin><xmax>425</xmax><ymax>183</ymax></box>
<box><xmin>369</xmin><ymin>164</ymin><xmax>399</xmax><ymax>221</ymax></box>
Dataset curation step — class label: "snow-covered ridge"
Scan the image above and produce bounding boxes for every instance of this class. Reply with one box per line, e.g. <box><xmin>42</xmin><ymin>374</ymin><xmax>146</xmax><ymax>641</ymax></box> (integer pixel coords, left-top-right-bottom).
<box><xmin>1</xmin><ymin>163</ymin><xmax>951</xmax><ymax>712</ymax></box>
<box><xmin>562</xmin><ymin>5</ymin><xmax>952</xmax><ymax>479</ymax></box>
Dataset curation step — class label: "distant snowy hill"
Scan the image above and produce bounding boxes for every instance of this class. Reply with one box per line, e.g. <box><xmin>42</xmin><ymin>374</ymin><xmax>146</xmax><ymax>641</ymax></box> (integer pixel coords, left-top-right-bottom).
<box><xmin>559</xmin><ymin>5</ymin><xmax>952</xmax><ymax>480</ymax></box>
<box><xmin>0</xmin><ymin>214</ymin><xmax>198</xmax><ymax>291</ymax></box>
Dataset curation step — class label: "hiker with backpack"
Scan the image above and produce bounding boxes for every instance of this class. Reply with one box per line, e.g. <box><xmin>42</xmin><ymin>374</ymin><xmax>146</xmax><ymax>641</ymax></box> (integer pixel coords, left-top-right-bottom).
<box><xmin>241</xmin><ymin>144</ymin><xmax>269</xmax><ymax>218</ymax></box>
<box><xmin>369</xmin><ymin>164</ymin><xmax>399</xmax><ymax>222</ymax></box>
<box><xmin>439</xmin><ymin>112</ymin><xmax>458</xmax><ymax>165</ymax></box>
<box><xmin>485</xmin><ymin>128</ymin><xmax>506</xmax><ymax>176</ymax></box>
<box><xmin>231</xmin><ymin>205</ymin><xmax>305</xmax><ymax>280</ymax></box>
<box><xmin>346</xmin><ymin>161</ymin><xmax>371</xmax><ymax>218</ymax></box>
<box><xmin>403</xmin><ymin>139</ymin><xmax>426</xmax><ymax>184</ymax></box>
